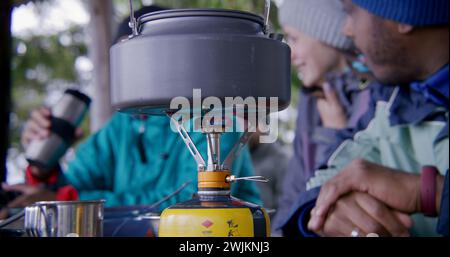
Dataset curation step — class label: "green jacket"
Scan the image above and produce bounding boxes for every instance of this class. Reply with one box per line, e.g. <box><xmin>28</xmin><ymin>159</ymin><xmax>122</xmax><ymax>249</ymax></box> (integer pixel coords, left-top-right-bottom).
<box><xmin>61</xmin><ymin>113</ymin><xmax>261</xmax><ymax>210</ymax></box>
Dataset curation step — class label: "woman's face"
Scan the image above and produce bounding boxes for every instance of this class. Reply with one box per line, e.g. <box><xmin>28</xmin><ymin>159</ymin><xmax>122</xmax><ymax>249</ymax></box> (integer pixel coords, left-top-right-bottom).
<box><xmin>284</xmin><ymin>26</ymin><xmax>343</xmax><ymax>88</ymax></box>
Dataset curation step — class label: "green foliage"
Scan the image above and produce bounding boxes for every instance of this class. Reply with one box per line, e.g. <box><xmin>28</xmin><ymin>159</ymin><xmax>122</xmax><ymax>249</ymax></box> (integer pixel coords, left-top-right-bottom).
<box><xmin>12</xmin><ymin>27</ymin><xmax>87</xmax><ymax>91</ymax></box>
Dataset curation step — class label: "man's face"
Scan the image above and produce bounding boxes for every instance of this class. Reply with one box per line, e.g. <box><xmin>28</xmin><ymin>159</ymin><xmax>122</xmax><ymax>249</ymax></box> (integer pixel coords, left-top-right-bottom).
<box><xmin>342</xmin><ymin>0</ymin><xmax>411</xmax><ymax>84</ymax></box>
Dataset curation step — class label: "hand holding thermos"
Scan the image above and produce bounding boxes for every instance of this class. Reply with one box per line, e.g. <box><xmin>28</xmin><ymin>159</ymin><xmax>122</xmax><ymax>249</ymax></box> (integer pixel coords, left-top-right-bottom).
<box><xmin>22</xmin><ymin>89</ymin><xmax>91</xmax><ymax>178</ymax></box>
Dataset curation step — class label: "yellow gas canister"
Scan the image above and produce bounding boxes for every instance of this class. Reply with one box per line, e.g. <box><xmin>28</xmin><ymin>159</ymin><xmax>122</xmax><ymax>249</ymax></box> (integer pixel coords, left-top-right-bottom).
<box><xmin>159</xmin><ymin>171</ymin><xmax>270</xmax><ymax>237</ymax></box>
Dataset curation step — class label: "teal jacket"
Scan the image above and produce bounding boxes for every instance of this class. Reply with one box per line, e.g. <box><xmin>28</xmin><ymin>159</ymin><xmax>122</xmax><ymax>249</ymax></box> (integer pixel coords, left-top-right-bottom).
<box><xmin>60</xmin><ymin>113</ymin><xmax>261</xmax><ymax>210</ymax></box>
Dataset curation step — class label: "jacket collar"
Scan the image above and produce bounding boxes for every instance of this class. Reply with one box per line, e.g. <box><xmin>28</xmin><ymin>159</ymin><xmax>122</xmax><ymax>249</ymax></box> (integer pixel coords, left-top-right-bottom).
<box><xmin>410</xmin><ymin>64</ymin><xmax>449</xmax><ymax>109</ymax></box>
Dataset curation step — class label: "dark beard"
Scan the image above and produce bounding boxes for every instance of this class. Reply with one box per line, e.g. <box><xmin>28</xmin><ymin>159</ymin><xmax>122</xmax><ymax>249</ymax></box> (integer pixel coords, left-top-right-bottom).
<box><xmin>366</xmin><ymin>16</ymin><xmax>412</xmax><ymax>85</ymax></box>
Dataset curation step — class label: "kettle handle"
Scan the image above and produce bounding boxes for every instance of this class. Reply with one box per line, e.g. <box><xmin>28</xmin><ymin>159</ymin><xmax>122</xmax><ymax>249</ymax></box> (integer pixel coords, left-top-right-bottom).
<box><xmin>128</xmin><ymin>0</ymin><xmax>139</xmax><ymax>38</ymax></box>
<box><xmin>263</xmin><ymin>0</ymin><xmax>271</xmax><ymax>34</ymax></box>
<box><xmin>127</xmin><ymin>0</ymin><xmax>272</xmax><ymax>38</ymax></box>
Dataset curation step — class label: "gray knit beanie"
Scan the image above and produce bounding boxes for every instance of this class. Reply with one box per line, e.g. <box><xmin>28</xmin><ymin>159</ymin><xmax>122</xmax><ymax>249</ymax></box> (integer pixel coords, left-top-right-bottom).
<box><xmin>279</xmin><ymin>0</ymin><xmax>354</xmax><ymax>51</ymax></box>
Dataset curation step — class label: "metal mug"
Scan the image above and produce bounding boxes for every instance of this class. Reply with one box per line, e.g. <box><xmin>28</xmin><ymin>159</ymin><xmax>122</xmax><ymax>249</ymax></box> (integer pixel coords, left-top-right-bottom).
<box><xmin>24</xmin><ymin>200</ymin><xmax>105</xmax><ymax>237</ymax></box>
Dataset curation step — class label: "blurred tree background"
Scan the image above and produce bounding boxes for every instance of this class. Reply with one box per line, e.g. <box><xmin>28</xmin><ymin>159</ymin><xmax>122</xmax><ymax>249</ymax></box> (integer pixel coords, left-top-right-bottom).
<box><xmin>11</xmin><ymin>26</ymin><xmax>88</xmax><ymax>147</ymax></box>
<box><xmin>8</xmin><ymin>0</ymin><xmax>300</xmax><ymax>183</ymax></box>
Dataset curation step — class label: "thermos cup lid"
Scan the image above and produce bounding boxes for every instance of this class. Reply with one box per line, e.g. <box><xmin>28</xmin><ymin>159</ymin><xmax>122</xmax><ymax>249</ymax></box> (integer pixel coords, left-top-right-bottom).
<box><xmin>65</xmin><ymin>89</ymin><xmax>91</xmax><ymax>106</ymax></box>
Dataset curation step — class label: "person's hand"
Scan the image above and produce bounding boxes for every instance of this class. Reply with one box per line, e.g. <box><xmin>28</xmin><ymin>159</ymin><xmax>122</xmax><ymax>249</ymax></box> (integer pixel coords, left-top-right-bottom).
<box><xmin>308</xmin><ymin>192</ymin><xmax>413</xmax><ymax>237</ymax></box>
<box><xmin>1</xmin><ymin>183</ymin><xmax>56</xmax><ymax>208</ymax></box>
<box><xmin>317</xmin><ymin>83</ymin><xmax>348</xmax><ymax>129</ymax></box>
<box><xmin>311</xmin><ymin>159</ymin><xmax>444</xmax><ymax>231</ymax></box>
<box><xmin>21</xmin><ymin>107</ymin><xmax>83</xmax><ymax>177</ymax></box>
<box><xmin>22</xmin><ymin>107</ymin><xmax>84</xmax><ymax>148</ymax></box>
<box><xmin>21</xmin><ymin>107</ymin><xmax>52</xmax><ymax>149</ymax></box>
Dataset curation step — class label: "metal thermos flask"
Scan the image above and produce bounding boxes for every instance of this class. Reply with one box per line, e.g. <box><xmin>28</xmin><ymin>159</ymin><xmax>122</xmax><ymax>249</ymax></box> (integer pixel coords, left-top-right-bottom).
<box><xmin>25</xmin><ymin>89</ymin><xmax>91</xmax><ymax>171</ymax></box>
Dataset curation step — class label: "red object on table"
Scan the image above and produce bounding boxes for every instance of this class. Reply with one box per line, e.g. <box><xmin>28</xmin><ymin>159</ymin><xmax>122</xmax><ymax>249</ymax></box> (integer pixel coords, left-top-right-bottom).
<box><xmin>25</xmin><ymin>165</ymin><xmax>78</xmax><ymax>201</ymax></box>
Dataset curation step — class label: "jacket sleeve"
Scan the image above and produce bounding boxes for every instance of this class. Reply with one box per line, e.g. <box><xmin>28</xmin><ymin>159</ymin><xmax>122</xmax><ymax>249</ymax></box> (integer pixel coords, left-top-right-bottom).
<box><xmin>280</xmin><ymin>187</ymin><xmax>321</xmax><ymax>237</ymax></box>
<box><xmin>272</xmin><ymin>93</ymin><xmax>311</xmax><ymax>233</ymax></box>
<box><xmin>272</xmin><ymin>137</ymin><xmax>308</xmax><ymax>232</ymax></box>
<box><xmin>438</xmin><ymin>170</ymin><xmax>449</xmax><ymax>236</ymax></box>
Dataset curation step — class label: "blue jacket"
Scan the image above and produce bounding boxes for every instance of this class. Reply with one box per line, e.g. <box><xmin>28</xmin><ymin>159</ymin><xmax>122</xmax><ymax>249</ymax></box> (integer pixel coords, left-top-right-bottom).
<box><xmin>277</xmin><ymin>65</ymin><xmax>449</xmax><ymax>237</ymax></box>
